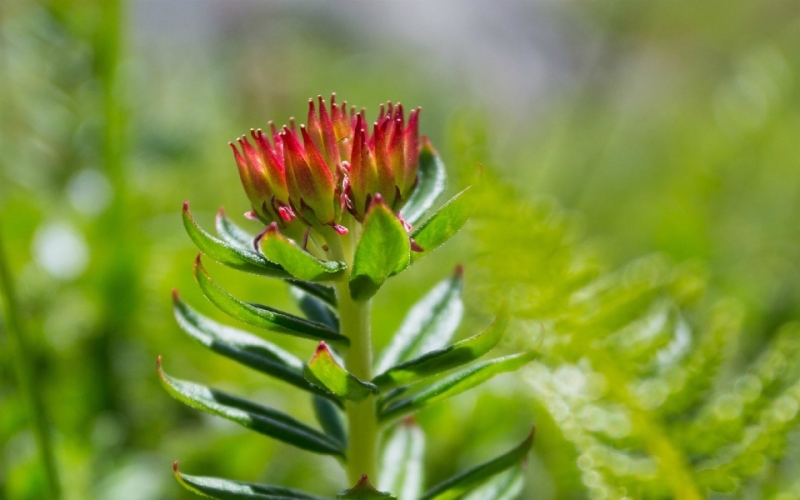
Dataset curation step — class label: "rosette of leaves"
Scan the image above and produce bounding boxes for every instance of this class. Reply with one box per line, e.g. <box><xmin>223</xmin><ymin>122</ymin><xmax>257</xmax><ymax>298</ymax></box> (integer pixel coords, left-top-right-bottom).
<box><xmin>160</xmin><ymin>96</ymin><xmax>535</xmax><ymax>499</ymax></box>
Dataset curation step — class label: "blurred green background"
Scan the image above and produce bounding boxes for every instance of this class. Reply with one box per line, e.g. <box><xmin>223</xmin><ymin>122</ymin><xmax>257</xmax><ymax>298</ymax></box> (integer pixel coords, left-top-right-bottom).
<box><xmin>2</xmin><ymin>1</ymin><xmax>800</xmax><ymax>499</ymax></box>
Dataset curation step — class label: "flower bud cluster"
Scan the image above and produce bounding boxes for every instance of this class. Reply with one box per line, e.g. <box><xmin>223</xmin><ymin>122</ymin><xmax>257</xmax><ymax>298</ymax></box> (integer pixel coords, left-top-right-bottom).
<box><xmin>230</xmin><ymin>95</ymin><xmax>421</xmax><ymax>235</ymax></box>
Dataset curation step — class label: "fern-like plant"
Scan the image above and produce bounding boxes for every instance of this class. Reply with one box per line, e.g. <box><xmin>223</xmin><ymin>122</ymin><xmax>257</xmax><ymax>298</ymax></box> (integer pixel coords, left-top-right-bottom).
<box><xmin>471</xmin><ymin>182</ymin><xmax>800</xmax><ymax>499</ymax></box>
<box><xmin>160</xmin><ymin>96</ymin><xmax>535</xmax><ymax>499</ymax></box>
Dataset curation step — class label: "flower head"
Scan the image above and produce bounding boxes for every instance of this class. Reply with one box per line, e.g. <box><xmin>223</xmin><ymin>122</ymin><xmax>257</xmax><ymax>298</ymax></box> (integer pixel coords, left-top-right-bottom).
<box><xmin>230</xmin><ymin>94</ymin><xmax>422</xmax><ymax>234</ymax></box>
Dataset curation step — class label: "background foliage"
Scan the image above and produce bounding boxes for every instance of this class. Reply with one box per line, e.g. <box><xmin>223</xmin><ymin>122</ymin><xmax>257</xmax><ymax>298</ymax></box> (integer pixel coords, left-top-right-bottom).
<box><xmin>1</xmin><ymin>0</ymin><xmax>800</xmax><ymax>499</ymax></box>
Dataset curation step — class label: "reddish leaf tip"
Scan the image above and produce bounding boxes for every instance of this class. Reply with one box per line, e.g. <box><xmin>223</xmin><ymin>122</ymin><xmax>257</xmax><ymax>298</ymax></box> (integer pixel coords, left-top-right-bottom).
<box><xmin>171</xmin><ymin>289</ymin><xmax>180</xmax><ymax>300</ymax></box>
<box><xmin>156</xmin><ymin>355</ymin><xmax>163</xmax><ymax>369</ymax></box>
<box><xmin>244</xmin><ymin>211</ymin><xmax>258</xmax><ymax>220</ymax></box>
<box><xmin>454</xmin><ymin>264</ymin><xmax>464</xmax><ymax>277</ymax></box>
<box><xmin>182</xmin><ymin>200</ymin><xmax>190</xmax><ymax>211</ymax></box>
<box><xmin>216</xmin><ymin>206</ymin><xmax>226</xmax><ymax>218</ymax></box>
<box><xmin>173</xmin><ymin>461</ymin><xmax>179</xmax><ymax>473</ymax></box>
<box><xmin>315</xmin><ymin>341</ymin><xmax>330</xmax><ymax>355</ymax></box>
<box><xmin>402</xmin><ymin>415</ymin><xmax>417</xmax><ymax>427</ymax></box>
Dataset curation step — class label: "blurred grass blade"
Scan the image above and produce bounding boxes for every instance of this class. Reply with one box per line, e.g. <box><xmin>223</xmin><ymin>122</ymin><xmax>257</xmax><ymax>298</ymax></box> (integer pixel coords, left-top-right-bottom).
<box><xmin>172</xmin><ymin>291</ymin><xmax>338</xmax><ymax>401</ymax></box>
<box><xmin>461</xmin><ymin>467</ymin><xmax>525</xmax><ymax>500</ymax></box>
<box><xmin>375</xmin><ymin>268</ymin><xmax>464</xmax><ymax>374</ymax></box>
<box><xmin>158</xmin><ymin>357</ymin><xmax>344</xmax><ymax>456</ymax></box>
<box><xmin>410</xmin><ymin>186</ymin><xmax>472</xmax><ymax>263</ymax></box>
<box><xmin>260</xmin><ymin>224</ymin><xmax>346</xmax><ymax>282</ymax></box>
<box><xmin>419</xmin><ymin>430</ymin><xmax>534</xmax><ymax>500</ymax></box>
<box><xmin>0</xmin><ymin>231</ymin><xmax>61</xmax><ymax>499</ymax></box>
<box><xmin>379</xmin><ymin>352</ymin><xmax>537</xmax><ymax>423</ymax></box>
<box><xmin>400</xmin><ymin>139</ymin><xmax>446</xmax><ymax>226</ymax></box>
<box><xmin>287</xmin><ymin>279</ymin><xmax>338</xmax><ymax>308</ymax></box>
<box><xmin>183</xmin><ymin>201</ymin><xmax>289</xmax><ymax>278</ymax></box>
<box><xmin>215</xmin><ymin>207</ymin><xmax>257</xmax><ymax>252</ymax></box>
<box><xmin>193</xmin><ymin>255</ymin><xmax>348</xmax><ymax>345</ymax></box>
<box><xmin>373</xmin><ymin>311</ymin><xmax>508</xmax><ymax>390</ymax></box>
<box><xmin>313</xmin><ymin>395</ymin><xmax>347</xmax><ymax>447</ymax></box>
<box><xmin>337</xmin><ymin>475</ymin><xmax>396</xmax><ymax>499</ymax></box>
<box><xmin>350</xmin><ymin>196</ymin><xmax>411</xmax><ymax>301</ymax></box>
<box><xmin>290</xmin><ymin>286</ymin><xmax>339</xmax><ymax>331</ymax></box>
<box><xmin>305</xmin><ymin>342</ymin><xmax>378</xmax><ymax>401</ymax></box>
<box><xmin>378</xmin><ymin>421</ymin><xmax>425</xmax><ymax>500</ymax></box>
<box><xmin>174</xmin><ymin>463</ymin><xmax>330</xmax><ymax>499</ymax></box>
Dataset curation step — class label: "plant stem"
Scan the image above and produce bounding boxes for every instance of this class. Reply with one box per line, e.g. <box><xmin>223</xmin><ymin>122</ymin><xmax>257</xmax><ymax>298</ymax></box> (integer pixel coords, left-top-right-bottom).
<box><xmin>0</xmin><ymin>229</ymin><xmax>61</xmax><ymax>499</ymax></box>
<box><xmin>326</xmin><ymin>224</ymin><xmax>379</xmax><ymax>484</ymax></box>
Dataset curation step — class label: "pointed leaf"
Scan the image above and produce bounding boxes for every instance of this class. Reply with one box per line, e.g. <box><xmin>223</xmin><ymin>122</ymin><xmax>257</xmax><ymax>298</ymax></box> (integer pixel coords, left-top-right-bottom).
<box><xmin>419</xmin><ymin>430</ymin><xmax>534</xmax><ymax>500</ymax></box>
<box><xmin>400</xmin><ymin>140</ymin><xmax>446</xmax><ymax>226</ymax></box>
<box><xmin>376</xmin><ymin>269</ymin><xmax>464</xmax><ymax>375</ymax></box>
<box><xmin>173</xmin><ymin>291</ymin><xmax>339</xmax><ymax>401</ymax></box>
<box><xmin>313</xmin><ymin>395</ymin><xmax>347</xmax><ymax>447</ymax></box>
<box><xmin>174</xmin><ymin>463</ymin><xmax>330</xmax><ymax>499</ymax></box>
<box><xmin>373</xmin><ymin>311</ymin><xmax>508</xmax><ymax>391</ymax></box>
<box><xmin>350</xmin><ymin>196</ymin><xmax>411</xmax><ymax>301</ymax></box>
<box><xmin>287</xmin><ymin>279</ymin><xmax>338</xmax><ymax>308</ymax></box>
<box><xmin>291</xmin><ymin>287</ymin><xmax>339</xmax><ymax>331</ymax></box>
<box><xmin>338</xmin><ymin>475</ymin><xmax>396</xmax><ymax>499</ymax></box>
<box><xmin>462</xmin><ymin>467</ymin><xmax>525</xmax><ymax>500</ymax></box>
<box><xmin>260</xmin><ymin>224</ymin><xmax>346</xmax><ymax>282</ymax></box>
<box><xmin>157</xmin><ymin>358</ymin><xmax>344</xmax><ymax>456</ymax></box>
<box><xmin>193</xmin><ymin>255</ymin><xmax>349</xmax><ymax>345</ymax></box>
<box><xmin>379</xmin><ymin>421</ymin><xmax>425</xmax><ymax>500</ymax></box>
<box><xmin>215</xmin><ymin>207</ymin><xmax>257</xmax><ymax>252</ymax></box>
<box><xmin>410</xmin><ymin>187</ymin><xmax>472</xmax><ymax>263</ymax></box>
<box><xmin>379</xmin><ymin>352</ymin><xmax>537</xmax><ymax>423</ymax></box>
<box><xmin>183</xmin><ymin>202</ymin><xmax>289</xmax><ymax>278</ymax></box>
<box><xmin>305</xmin><ymin>343</ymin><xmax>378</xmax><ymax>401</ymax></box>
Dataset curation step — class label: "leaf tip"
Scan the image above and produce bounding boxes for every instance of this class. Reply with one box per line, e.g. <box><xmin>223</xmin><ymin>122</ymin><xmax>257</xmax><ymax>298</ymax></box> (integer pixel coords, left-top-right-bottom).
<box><xmin>156</xmin><ymin>355</ymin><xmax>163</xmax><ymax>371</ymax></box>
<box><xmin>183</xmin><ymin>200</ymin><xmax>190</xmax><ymax>212</ymax></box>
<box><xmin>172</xmin><ymin>460</ymin><xmax>179</xmax><ymax>474</ymax></box>
<box><xmin>454</xmin><ymin>264</ymin><xmax>464</xmax><ymax>278</ymax></box>
<box><xmin>193</xmin><ymin>253</ymin><xmax>204</xmax><ymax>275</ymax></box>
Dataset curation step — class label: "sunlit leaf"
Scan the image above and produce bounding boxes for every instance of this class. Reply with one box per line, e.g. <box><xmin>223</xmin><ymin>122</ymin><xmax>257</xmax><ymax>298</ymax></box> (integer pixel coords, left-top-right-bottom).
<box><xmin>174</xmin><ymin>463</ymin><xmax>330</xmax><ymax>499</ymax></box>
<box><xmin>183</xmin><ymin>202</ymin><xmax>288</xmax><ymax>278</ymax></box>
<box><xmin>401</xmin><ymin>139</ymin><xmax>446</xmax><ymax>227</ymax></box>
<box><xmin>378</xmin><ymin>420</ymin><xmax>425</xmax><ymax>500</ymax></box>
<box><xmin>379</xmin><ymin>351</ymin><xmax>537</xmax><ymax>422</ymax></box>
<box><xmin>375</xmin><ymin>269</ymin><xmax>464</xmax><ymax>375</ymax></box>
<box><xmin>157</xmin><ymin>358</ymin><xmax>344</xmax><ymax>456</ymax></box>
<box><xmin>410</xmin><ymin>187</ymin><xmax>472</xmax><ymax>262</ymax></box>
<box><xmin>350</xmin><ymin>196</ymin><xmax>411</xmax><ymax>301</ymax></box>
<box><xmin>373</xmin><ymin>310</ymin><xmax>508</xmax><ymax>390</ymax></box>
<box><xmin>193</xmin><ymin>255</ymin><xmax>348</xmax><ymax>345</ymax></box>
<box><xmin>419</xmin><ymin>430</ymin><xmax>534</xmax><ymax>500</ymax></box>
<box><xmin>260</xmin><ymin>224</ymin><xmax>346</xmax><ymax>282</ymax></box>
<box><xmin>461</xmin><ymin>467</ymin><xmax>524</xmax><ymax>500</ymax></box>
<box><xmin>172</xmin><ymin>291</ymin><xmax>337</xmax><ymax>401</ymax></box>
<box><xmin>305</xmin><ymin>342</ymin><xmax>378</xmax><ymax>401</ymax></box>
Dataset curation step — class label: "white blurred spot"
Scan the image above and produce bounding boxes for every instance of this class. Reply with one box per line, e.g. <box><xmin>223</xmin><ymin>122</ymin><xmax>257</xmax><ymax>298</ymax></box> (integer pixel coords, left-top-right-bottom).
<box><xmin>32</xmin><ymin>222</ymin><xmax>89</xmax><ymax>280</ymax></box>
<box><xmin>67</xmin><ymin>169</ymin><xmax>113</xmax><ymax>216</ymax></box>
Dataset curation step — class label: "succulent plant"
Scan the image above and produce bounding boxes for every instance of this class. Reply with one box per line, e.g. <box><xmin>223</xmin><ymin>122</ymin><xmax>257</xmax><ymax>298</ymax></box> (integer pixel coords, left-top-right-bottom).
<box><xmin>161</xmin><ymin>94</ymin><xmax>534</xmax><ymax>499</ymax></box>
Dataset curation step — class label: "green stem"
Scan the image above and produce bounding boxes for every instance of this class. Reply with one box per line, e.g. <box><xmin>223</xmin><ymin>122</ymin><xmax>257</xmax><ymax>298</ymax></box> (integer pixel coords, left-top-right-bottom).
<box><xmin>326</xmin><ymin>225</ymin><xmax>379</xmax><ymax>484</ymax></box>
<box><xmin>0</xmin><ymin>229</ymin><xmax>61</xmax><ymax>499</ymax></box>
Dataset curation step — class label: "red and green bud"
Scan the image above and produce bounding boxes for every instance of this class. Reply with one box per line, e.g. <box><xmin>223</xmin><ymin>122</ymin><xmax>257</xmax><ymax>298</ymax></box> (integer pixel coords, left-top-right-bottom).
<box><xmin>230</xmin><ymin>94</ymin><xmax>424</xmax><ymax>232</ymax></box>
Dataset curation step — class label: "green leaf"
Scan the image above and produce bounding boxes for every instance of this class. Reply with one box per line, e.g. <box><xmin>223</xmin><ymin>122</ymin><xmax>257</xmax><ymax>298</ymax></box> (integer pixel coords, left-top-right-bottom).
<box><xmin>401</xmin><ymin>139</ymin><xmax>446</xmax><ymax>226</ymax></box>
<box><xmin>174</xmin><ymin>463</ymin><xmax>330</xmax><ymax>499</ymax></box>
<box><xmin>461</xmin><ymin>467</ymin><xmax>525</xmax><ymax>500</ymax></box>
<box><xmin>157</xmin><ymin>358</ymin><xmax>344</xmax><ymax>456</ymax></box>
<box><xmin>337</xmin><ymin>476</ymin><xmax>396</xmax><ymax>499</ymax></box>
<box><xmin>419</xmin><ymin>430</ymin><xmax>534</xmax><ymax>500</ymax></box>
<box><xmin>172</xmin><ymin>291</ymin><xmax>338</xmax><ymax>401</ymax></box>
<box><xmin>350</xmin><ymin>196</ymin><xmax>411</xmax><ymax>301</ymax></box>
<box><xmin>373</xmin><ymin>311</ymin><xmax>508</xmax><ymax>391</ymax></box>
<box><xmin>312</xmin><ymin>395</ymin><xmax>347</xmax><ymax>447</ymax></box>
<box><xmin>214</xmin><ymin>207</ymin><xmax>257</xmax><ymax>252</ymax></box>
<box><xmin>290</xmin><ymin>286</ymin><xmax>339</xmax><ymax>332</ymax></box>
<box><xmin>410</xmin><ymin>187</ymin><xmax>472</xmax><ymax>263</ymax></box>
<box><xmin>378</xmin><ymin>421</ymin><xmax>425</xmax><ymax>500</ymax></box>
<box><xmin>260</xmin><ymin>224</ymin><xmax>346</xmax><ymax>282</ymax></box>
<box><xmin>375</xmin><ymin>269</ymin><xmax>464</xmax><ymax>375</ymax></box>
<box><xmin>379</xmin><ymin>351</ymin><xmax>537</xmax><ymax>423</ymax></box>
<box><xmin>183</xmin><ymin>202</ymin><xmax>289</xmax><ymax>278</ymax></box>
<box><xmin>287</xmin><ymin>279</ymin><xmax>338</xmax><ymax>308</ymax></box>
<box><xmin>193</xmin><ymin>255</ymin><xmax>349</xmax><ymax>345</ymax></box>
<box><xmin>305</xmin><ymin>343</ymin><xmax>378</xmax><ymax>401</ymax></box>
